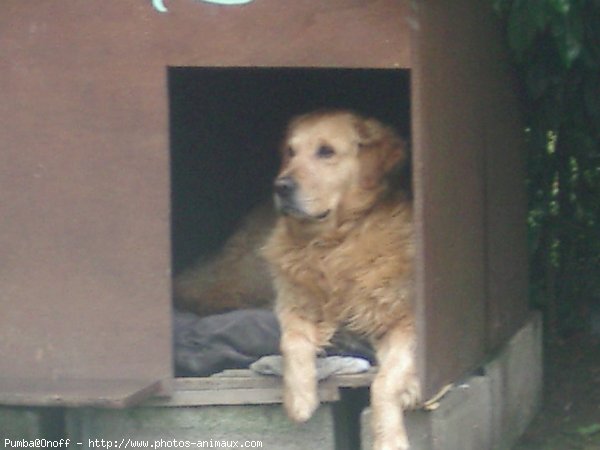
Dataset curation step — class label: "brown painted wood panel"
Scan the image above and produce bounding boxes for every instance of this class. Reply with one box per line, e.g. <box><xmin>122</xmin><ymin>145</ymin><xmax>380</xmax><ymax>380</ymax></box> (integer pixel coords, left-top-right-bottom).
<box><xmin>412</xmin><ymin>1</ymin><xmax>491</xmax><ymax>399</ymax></box>
<box><xmin>153</xmin><ymin>0</ymin><xmax>412</xmax><ymax>68</ymax></box>
<box><xmin>0</xmin><ymin>2</ymin><xmax>174</xmax><ymax>387</ymax></box>
<box><xmin>0</xmin><ymin>0</ymin><xmax>411</xmax><ymax>403</ymax></box>
<box><xmin>478</xmin><ymin>11</ymin><xmax>530</xmax><ymax>350</ymax></box>
<box><xmin>411</xmin><ymin>1</ymin><xmax>529</xmax><ymax>398</ymax></box>
<box><xmin>0</xmin><ymin>379</ymin><xmax>163</xmax><ymax>408</ymax></box>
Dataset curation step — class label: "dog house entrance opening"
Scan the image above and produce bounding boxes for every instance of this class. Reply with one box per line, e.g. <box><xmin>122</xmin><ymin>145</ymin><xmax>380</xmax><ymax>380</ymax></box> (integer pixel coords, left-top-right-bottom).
<box><xmin>168</xmin><ymin>67</ymin><xmax>411</xmax><ymax>380</ymax></box>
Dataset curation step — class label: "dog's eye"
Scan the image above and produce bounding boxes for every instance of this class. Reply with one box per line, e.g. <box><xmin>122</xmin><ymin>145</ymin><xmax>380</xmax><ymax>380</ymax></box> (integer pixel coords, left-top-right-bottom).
<box><xmin>316</xmin><ymin>145</ymin><xmax>335</xmax><ymax>159</ymax></box>
<box><xmin>285</xmin><ymin>146</ymin><xmax>296</xmax><ymax>158</ymax></box>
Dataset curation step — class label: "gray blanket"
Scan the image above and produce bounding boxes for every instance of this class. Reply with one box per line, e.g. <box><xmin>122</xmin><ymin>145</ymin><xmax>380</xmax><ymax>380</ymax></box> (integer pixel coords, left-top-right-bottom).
<box><xmin>174</xmin><ymin>309</ymin><xmax>375</xmax><ymax>377</ymax></box>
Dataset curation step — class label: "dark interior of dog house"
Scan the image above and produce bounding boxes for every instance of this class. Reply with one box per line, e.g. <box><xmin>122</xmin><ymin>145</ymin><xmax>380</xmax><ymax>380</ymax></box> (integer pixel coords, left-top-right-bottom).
<box><xmin>169</xmin><ymin>67</ymin><xmax>411</xmax><ymax>274</ymax></box>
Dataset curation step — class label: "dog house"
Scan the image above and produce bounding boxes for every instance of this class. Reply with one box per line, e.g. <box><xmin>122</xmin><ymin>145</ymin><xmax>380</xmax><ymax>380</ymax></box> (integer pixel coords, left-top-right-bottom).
<box><xmin>0</xmin><ymin>0</ymin><xmax>535</xmax><ymax>447</ymax></box>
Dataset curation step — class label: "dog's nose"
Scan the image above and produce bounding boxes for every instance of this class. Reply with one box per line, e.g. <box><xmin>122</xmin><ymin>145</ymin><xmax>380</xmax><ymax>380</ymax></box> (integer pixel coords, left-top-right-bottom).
<box><xmin>274</xmin><ymin>176</ymin><xmax>296</xmax><ymax>198</ymax></box>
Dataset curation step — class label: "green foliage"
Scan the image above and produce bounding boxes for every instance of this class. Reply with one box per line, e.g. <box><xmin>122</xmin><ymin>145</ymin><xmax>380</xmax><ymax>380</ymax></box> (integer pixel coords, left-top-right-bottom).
<box><xmin>494</xmin><ymin>0</ymin><xmax>600</xmax><ymax>336</ymax></box>
<box><xmin>577</xmin><ymin>423</ymin><xmax>600</xmax><ymax>437</ymax></box>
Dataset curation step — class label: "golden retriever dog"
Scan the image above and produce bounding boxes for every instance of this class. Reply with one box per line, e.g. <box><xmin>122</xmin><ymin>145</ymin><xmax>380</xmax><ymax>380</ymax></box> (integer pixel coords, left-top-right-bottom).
<box><xmin>175</xmin><ymin>110</ymin><xmax>418</xmax><ymax>450</ymax></box>
<box><xmin>262</xmin><ymin>110</ymin><xmax>419</xmax><ymax>450</ymax></box>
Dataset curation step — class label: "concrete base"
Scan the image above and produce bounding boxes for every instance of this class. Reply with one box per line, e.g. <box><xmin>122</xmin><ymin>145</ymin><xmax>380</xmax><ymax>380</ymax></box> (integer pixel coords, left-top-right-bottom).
<box><xmin>486</xmin><ymin>313</ymin><xmax>543</xmax><ymax>449</ymax></box>
<box><xmin>66</xmin><ymin>404</ymin><xmax>335</xmax><ymax>450</ymax></box>
<box><xmin>361</xmin><ymin>312</ymin><xmax>543</xmax><ymax>450</ymax></box>
<box><xmin>0</xmin><ymin>407</ymin><xmax>64</xmax><ymax>445</ymax></box>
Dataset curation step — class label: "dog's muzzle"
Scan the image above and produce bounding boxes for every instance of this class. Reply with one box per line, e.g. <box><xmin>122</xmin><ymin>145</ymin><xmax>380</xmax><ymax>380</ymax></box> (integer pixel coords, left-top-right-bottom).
<box><xmin>273</xmin><ymin>175</ymin><xmax>299</xmax><ymax>215</ymax></box>
<box><xmin>273</xmin><ymin>176</ymin><xmax>330</xmax><ymax>221</ymax></box>
<box><xmin>274</xmin><ymin>175</ymin><xmax>297</xmax><ymax>201</ymax></box>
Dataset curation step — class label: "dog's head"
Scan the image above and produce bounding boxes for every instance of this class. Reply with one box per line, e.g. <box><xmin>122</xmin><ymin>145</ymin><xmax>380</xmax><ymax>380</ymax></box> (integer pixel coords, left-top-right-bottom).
<box><xmin>273</xmin><ymin>110</ymin><xmax>408</xmax><ymax>223</ymax></box>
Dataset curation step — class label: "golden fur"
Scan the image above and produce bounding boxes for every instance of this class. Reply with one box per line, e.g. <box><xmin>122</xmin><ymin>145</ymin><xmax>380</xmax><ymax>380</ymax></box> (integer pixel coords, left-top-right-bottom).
<box><xmin>174</xmin><ymin>202</ymin><xmax>275</xmax><ymax>316</ymax></box>
<box><xmin>262</xmin><ymin>110</ymin><xmax>419</xmax><ymax>450</ymax></box>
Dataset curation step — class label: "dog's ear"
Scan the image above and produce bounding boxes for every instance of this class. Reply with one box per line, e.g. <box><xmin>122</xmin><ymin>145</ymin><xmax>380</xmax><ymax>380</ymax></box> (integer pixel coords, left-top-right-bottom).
<box><xmin>355</xmin><ymin>117</ymin><xmax>407</xmax><ymax>190</ymax></box>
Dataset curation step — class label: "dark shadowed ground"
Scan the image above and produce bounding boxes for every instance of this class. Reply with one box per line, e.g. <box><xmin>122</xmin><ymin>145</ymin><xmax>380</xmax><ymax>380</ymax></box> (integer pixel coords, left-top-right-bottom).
<box><xmin>513</xmin><ymin>334</ymin><xmax>600</xmax><ymax>450</ymax></box>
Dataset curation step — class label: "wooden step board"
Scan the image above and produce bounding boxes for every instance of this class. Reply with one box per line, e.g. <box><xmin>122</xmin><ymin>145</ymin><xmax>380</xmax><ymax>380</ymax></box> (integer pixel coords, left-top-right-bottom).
<box><xmin>147</xmin><ymin>369</ymin><xmax>376</xmax><ymax>407</ymax></box>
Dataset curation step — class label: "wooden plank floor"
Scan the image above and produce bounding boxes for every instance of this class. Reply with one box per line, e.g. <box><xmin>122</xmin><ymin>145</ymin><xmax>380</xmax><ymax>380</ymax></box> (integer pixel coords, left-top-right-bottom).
<box><xmin>146</xmin><ymin>369</ymin><xmax>376</xmax><ymax>407</ymax></box>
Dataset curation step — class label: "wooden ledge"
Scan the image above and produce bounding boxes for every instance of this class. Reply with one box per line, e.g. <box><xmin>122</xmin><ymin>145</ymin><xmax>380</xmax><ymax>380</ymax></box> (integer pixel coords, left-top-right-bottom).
<box><xmin>146</xmin><ymin>369</ymin><xmax>376</xmax><ymax>407</ymax></box>
<box><xmin>0</xmin><ymin>378</ymin><xmax>163</xmax><ymax>408</ymax></box>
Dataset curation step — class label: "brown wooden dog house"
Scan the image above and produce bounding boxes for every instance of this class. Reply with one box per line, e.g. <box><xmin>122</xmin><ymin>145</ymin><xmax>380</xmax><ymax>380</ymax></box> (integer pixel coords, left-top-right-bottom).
<box><xmin>0</xmin><ymin>0</ymin><xmax>535</xmax><ymax>447</ymax></box>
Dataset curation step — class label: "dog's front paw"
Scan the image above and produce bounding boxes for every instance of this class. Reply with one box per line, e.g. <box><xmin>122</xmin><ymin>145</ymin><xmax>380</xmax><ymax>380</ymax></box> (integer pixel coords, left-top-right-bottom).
<box><xmin>399</xmin><ymin>375</ymin><xmax>421</xmax><ymax>409</ymax></box>
<box><xmin>284</xmin><ymin>386</ymin><xmax>319</xmax><ymax>422</ymax></box>
<box><xmin>372</xmin><ymin>434</ymin><xmax>409</xmax><ymax>450</ymax></box>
